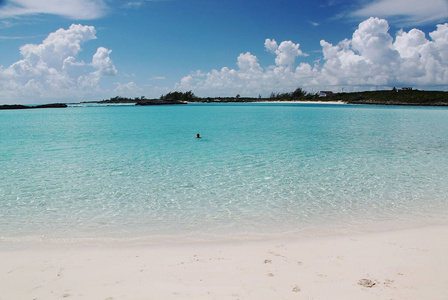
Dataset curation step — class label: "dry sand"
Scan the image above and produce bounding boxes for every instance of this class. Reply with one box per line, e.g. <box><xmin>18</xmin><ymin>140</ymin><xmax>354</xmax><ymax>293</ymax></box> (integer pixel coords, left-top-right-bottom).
<box><xmin>1</xmin><ymin>224</ymin><xmax>447</xmax><ymax>299</ymax></box>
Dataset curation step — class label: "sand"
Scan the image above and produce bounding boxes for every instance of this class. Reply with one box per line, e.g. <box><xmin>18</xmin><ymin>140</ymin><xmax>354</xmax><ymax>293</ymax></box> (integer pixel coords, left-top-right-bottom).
<box><xmin>1</xmin><ymin>224</ymin><xmax>447</xmax><ymax>299</ymax></box>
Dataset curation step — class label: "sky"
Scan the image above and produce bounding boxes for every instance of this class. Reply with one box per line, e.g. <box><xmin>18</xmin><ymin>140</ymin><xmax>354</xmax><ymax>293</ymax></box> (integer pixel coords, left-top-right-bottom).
<box><xmin>0</xmin><ymin>0</ymin><xmax>448</xmax><ymax>104</ymax></box>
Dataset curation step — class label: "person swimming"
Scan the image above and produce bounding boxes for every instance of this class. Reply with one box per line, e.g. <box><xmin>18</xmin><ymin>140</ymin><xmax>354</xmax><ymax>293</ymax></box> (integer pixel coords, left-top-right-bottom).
<box><xmin>196</xmin><ymin>133</ymin><xmax>201</xmax><ymax>138</ymax></box>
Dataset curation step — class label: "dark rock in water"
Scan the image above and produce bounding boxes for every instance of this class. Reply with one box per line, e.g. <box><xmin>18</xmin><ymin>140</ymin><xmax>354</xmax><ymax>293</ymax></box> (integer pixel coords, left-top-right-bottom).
<box><xmin>136</xmin><ymin>99</ymin><xmax>187</xmax><ymax>106</ymax></box>
<box><xmin>0</xmin><ymin>105</ymin><xmax>30</xmax><ymax>110</ymax></box>
<box><xmin>0</xmin><ymin>103</ymin><xmax>67</xmax><ymax>110</ymax></box>
<box><xmin>35</xmin><ymin>103</ymin><xmax>68</xmax><ymax>108</ymax></box>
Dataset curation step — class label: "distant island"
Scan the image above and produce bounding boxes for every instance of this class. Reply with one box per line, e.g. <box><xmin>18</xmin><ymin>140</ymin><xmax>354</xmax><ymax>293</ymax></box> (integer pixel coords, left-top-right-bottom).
<box><xmin>135</xmin><ymin>99</ymin><xmax>187</xmax><ymax>106</ymax></box>
<box><xmin>0</xmin><ymin>103</ymin><xmax>68</xmax><ymax>110</ymax></box>
<box><xmin>93</xmin><ymin>88</ymin><xmax>448</xmax><ymax>106</ymax></box>
<box><xmin>2</xmin><ymin>88</ymin><xmax>448</xmax><ymax>109</ymax></box>
<box><xmin>333</xmin><ymin>89</ymin><xmax>448</xmax><ymax>106</ymax></box>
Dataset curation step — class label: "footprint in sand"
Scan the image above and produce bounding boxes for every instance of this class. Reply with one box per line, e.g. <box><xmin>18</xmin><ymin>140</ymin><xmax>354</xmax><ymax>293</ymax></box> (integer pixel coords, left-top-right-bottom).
<box><xmin>358</xmin><ymin>278</ymin><xmax>376</xmax><ymax>288</ymax></box>
<box><xmin>291</xmin><ymin>285</ymin><xmax>301</xmax><ymax>293</ymax></box>
<box><xmin>57</xmin><ymin>267</ymin><xmax>64</xmax><ymax>277</ymax></box>
<box><xmin>384</xmin><ymin>278</ymin><xmax>394</xmax><ymax>286</ymax></box>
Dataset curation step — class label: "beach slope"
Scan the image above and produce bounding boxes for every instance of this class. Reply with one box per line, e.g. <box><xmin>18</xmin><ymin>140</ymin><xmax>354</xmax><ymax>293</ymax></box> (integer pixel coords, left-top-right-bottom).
<box><xmin>1</xmin><ymin>224</ymin><xmax>447</xmax><ymax>299</ymax></box>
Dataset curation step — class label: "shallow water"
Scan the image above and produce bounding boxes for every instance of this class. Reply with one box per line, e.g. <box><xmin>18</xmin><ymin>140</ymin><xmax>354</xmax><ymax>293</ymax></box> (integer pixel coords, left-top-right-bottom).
<box><xmin>1</xmin><ymin>103</ymin><xmax>447</xmax><ymax>241</ymax></box>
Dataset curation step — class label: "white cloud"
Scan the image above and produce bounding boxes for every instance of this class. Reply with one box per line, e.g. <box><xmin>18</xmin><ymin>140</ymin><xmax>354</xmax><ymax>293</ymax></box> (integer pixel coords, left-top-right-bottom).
<box><xmin>122</xmin><ymin>1</ymin><xmax>164</xmax><ymax>9</ymax></box>
<box><xmin>352</xmin><ymin>0</ymin><xmax>448</xmax><ymax>25</ymax></box>
<box><xmin>264</xmin><ymin>39</ymin><xmax>307</xmax><ymax>70</ymax></box>
<box><xmin>264</xmin><ymin>39</ymin><xmax>278</xmax><ymax>53</ymax></box>
<box><xmin>0</xmin><ymin>24</ymin><xmax>117</xmax><ymax>103</ymax></box>
<box><xmin>114</xmin><ymin>81</ymin><xmax>142</xmax><ymax>96</ymax></box>
<box><xmin>393</xmin><ymin>23</ymin><xmax>448</xmax><ymax>84</ymax></box>
<box><xmin>351</xmin><ymin>17</ymin><xmax>399</xmax><ymax>64</ymax></box>
<box><xmin>92</xmin><ymin>47</ymin><xmax>117</xmax><ymax>76</ymax></box>
<box><xmin>0</xmin><ymin>0</ymin><xmax>106</xmax><ymax>20</ymax></box>
<box><xmin>124</xmin><ymin>2</ymin><xmax>145</xmax><ymax>8</ymax></box>
<box><xmin>149</xmin><ymin>76</ymin><xmax>166</xmax><ymax>80</ymax></box>
<box><xmin>237</xmin><ymin>52</ymin><xmax>263</xmax><ymax>73</ymax></box>
<box><xmin>176</xmin><ymin>18</ymin><xmax>448</xmax><ymax>96</ymax></box>
<box><xmin>0</xmin><ymin>35</ymin><xmax>28</xmax><ymax>40</ymax></box>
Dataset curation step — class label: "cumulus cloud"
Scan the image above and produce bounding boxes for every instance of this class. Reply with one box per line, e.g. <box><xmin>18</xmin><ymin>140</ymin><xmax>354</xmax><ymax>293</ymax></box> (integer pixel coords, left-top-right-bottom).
<box><xmin>351</xmin><ymin>17</ymin><xmax>399</xmax><ymax>64</ymax></box>
<box><xmin>176</xmin><ymin>17</ymin><xmax>448</xmax><ymax>96</ymax></box>
<box><xmin>0</xmin><ymin>24</ymin><xmax>117</xmax><ymax>103</ymax></box>
<box><xmin>264</xmin><ymin>39</ymin><xmax>307</xmax><ymax>69</ymax></box>
<box><xmin>352</xmin><ymin>0</ymin><xmax>448</xmax><ymax>25</ymax></box>
<box><xmin>0</xmin><ymin>0</ymin><xmax>106</xmax><ymax>20</ymax></box>
<box><xmin>114</xmin><ymin>81</ymin><xmax>142</xmax><ymax>96</ymax></box>
<box><xmin>92</xmin><ymin>47</ymin><xmax>117</xmax><ymax>76</ymax></box>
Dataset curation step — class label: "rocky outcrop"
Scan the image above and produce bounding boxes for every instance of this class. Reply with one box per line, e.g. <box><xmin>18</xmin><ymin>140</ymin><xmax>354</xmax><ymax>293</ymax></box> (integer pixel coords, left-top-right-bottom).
<box><xmin>35</xmin><ymin>103</ymin><xmax>68</xmax><ymax>108</ymax></box>
<box><xmin>0</xmin><ymin>103</ymin><xmax>68</xmax><ymax>110</ymax></box>
<box><xmin>135</xmin><ymin>99</ymin><xmax>187</xmax><ymax>105</ymax></box>
<box><xmin>347</xmin><ymin>99</ymin><xmax>448</xmax><ymax>106</ymax></box>
<box><xmin>0</xmin><ymin>105</ymin><xmax>30</xmax><ymax>110</ymax></box>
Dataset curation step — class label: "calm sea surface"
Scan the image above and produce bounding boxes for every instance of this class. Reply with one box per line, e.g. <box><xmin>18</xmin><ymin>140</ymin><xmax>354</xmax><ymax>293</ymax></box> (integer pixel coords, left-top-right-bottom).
<box><xmin>1</xmin><ymin>103</ymin><xmax>447</xmax><ymax>242</ymax></box>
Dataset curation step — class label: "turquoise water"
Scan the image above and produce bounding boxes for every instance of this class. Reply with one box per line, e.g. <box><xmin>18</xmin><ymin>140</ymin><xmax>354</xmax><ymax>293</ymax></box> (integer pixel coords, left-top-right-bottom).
<box><xmin>1</xmin><ymin>103</ymin><xmax>447</xmax><ymax>241</ymax></box>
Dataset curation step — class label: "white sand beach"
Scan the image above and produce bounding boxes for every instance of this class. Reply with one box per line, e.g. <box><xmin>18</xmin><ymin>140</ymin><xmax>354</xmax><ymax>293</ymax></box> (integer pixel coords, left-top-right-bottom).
<box><xmin>1</xmin><ymin>224</ymin><xmax>447</xmax><ymax>300</ymax></box>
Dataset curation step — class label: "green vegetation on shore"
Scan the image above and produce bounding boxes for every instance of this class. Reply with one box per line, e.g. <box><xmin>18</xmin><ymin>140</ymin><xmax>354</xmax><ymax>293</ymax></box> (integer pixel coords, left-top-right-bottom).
<box><xmin>2</xmin><ymin>88</ymin><xmax>447</xmax><ymax>110</ymax></box>
<box><xmin>332</xmin><ymin>89</ymin><xmax>448</xmax><ymax>106</ymax></box>
<box><xmin>2</xmin><ymin>87</ymin><xmax>448</xmax><ymax>110</ymax></box>
<box><xmin>268</xmin><ymin>87</ymin><xmax>312</xmax><ymax>101</ymax></box>
<box><xmin>160</xmin><ymin>91</ymin><xmax>198</xmax><ymax>102</ymax></box>
<box><xmin>96</xmin><ymin>88</ymin><xmax>448</xmax><ymax>106</ymax></box>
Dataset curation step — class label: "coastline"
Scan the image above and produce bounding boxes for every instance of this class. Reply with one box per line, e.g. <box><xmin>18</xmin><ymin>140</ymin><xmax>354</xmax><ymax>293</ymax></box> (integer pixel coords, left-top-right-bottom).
<box><xmin>185</xmin><ymin>100</ymin><xmax>346</xmax><ymax>104</ymax></box>
<box><xmin>252</xmin><ymin>100</ymin><xmax>346</xmax><ymax>104</ymax></box>
<box><xmin>1</xmin><ymin>222</ymin><xmax>447</xmax><ymax>299</ymax></box>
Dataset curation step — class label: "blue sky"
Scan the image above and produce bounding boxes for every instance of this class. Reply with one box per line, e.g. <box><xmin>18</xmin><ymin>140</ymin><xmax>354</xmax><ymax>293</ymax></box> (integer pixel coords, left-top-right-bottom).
<box><xmin>1</xmin><ymin>0</ymin><xmax>448</xmax><ymax>104</ymax></box>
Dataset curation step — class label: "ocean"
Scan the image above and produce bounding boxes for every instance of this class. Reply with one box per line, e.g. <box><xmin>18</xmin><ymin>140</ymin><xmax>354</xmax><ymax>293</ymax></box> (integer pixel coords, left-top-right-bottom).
<box><xmin>1</xmin><ymin>103</ymin><xmax>447</xmax><ymax>242</ymax></box>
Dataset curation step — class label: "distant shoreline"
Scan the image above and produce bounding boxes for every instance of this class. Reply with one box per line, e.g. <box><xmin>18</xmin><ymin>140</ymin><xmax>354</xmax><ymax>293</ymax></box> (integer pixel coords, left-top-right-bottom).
<box><xmin>249</xmin><ymin>100</ymin><xmax>345</xmax><ymax>104</ymax></box>
<box><xmin>66</xmin><ymin>89</ymin><xmax>448</xmax><ymax>107</ymax></box>
<box><xmin>2</xmin><ymin>89</ymin><xmax>448</xmax><ymax>108</ymax></box>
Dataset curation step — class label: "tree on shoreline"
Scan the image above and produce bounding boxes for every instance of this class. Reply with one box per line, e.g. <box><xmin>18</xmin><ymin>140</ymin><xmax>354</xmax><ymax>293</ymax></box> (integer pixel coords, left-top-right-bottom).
<box><xmin>160</xmin><ymin>91</ymin><xmax>198</xmax><ymax>101</ymax></box>
<box><xmin>97</xmin><ymin>87</ymin><xmax>448</xmax><ymax>106</ymax></box>
<box><xmin>269</xmin><ymin>87</ymin><xmax>311</xmax><ymax>101</ymax></box>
